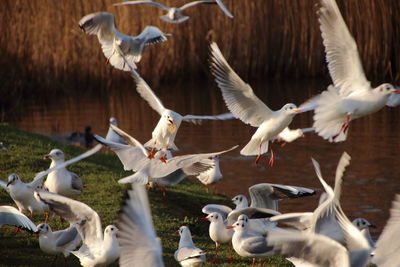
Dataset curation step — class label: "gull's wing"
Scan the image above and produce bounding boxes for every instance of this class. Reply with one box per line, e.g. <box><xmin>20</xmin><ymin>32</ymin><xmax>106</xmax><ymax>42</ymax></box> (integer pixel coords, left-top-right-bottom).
<box><xmin>241</xmin><ymin>235</ymin><xmax>271</xmax><ymax>254</ymax></box>
<box><xmin>202</xmin><ymin>204</ymin><xmax>232</xmax><ymax>219</ymax></box>
<box><xmin>215</xmin><ymin>0</ymin><xmax>233</xmax><ymax>18</ymax></box>
<box><xmin>29</xmin><ymin>144</ymin><xmax>102</xmax><ymax>188</ymax></box>
<box><xmin>94</xmin><ymin>135</ymin><xmax>148</xmax><ymax>171</ymax></box>
<box><xmin>227</xmin><ymin>207</ymin><xmax>280</xmax><ymax>225</ymax></box>
<box><xmin>180</xmin><ymin>1</ymin><xmax>216</xmax><ymax>10</ymax></box>
<box><xmin>0</xmin><ymin>180</ymin><xmax>10</xmax><ymax>193</ymax></box>
<box><xmin>387</xmin><ymin>89</ymin><xmax>400</xmax><ymax>107</ymax></box>
<box><xmin>270</xmin><ymin>212</ymin><xmax>313</xmax><ymax>231</ymax></box>
<box><xmin>36</xmin><ymin>191</ymin><xmax>103</xmax><ymax>251</ymax></box>
<box><xmin>128</xmin><ymin>66</ymin><xmax>165</xmax><ymax>116</ymax></box>
<box><xmin>335</xmin><ymin>206</ymin><xmax>370</xmax><ymax>266</ymax></box>
<box><xmin>318</xmin><ymin>0</ymin><xmax>370</xmax><ymax>96</ymax></box>
<box><xmin>110</xmin><ymin>124</ymin><xmax>148</xmax><ymax>156</ymax></box>
<box><xmin>55</xmin><ymin>226</ymin><xmax>80</xmax><ymax>247</ymax></box>
<box><xmin>373</xmin><ymin>194</ymin><xmax>400</xmax><ymax>267</ymax></box>
<box><xmin>113</xmin><ymin>0</ymin><xmax>170</xmax><ymax>11</ymax></box>
<box><xmin>182</xmin><ymin>112</ymin><xmax>235</xmax><ymax>124</ymax></box>
<box><xmin>276</xmin><ymin>127</ymin><xmax>315</xmax><ymax>143</ymax></box>
<box><xmin>268</xmin><ymin>230</ymin><xmax>350</xmax><ymax>267</ymax></box>
<box><xmin>136</xmin><ymin>26</ymin><xmax>168</xmax><ymax>47</ymax></box>
<box><xmin>210</xmin><ymin>42</ymin><xmax>273</xmax><ymax>127</ymax></box>
<box><xmin>333</xmin><ymin>152</ymin><xmax>351</xmax><ymax>205</ymax></box>
<box><xmin>79</xmin><ymin>12</ymin><xmax>117</xmax><ymax>45</ymax></box>
<box><xmin>175</xmin><ymin>247</ymin><xmax>205</xmax><ymax>262</ymax></box>
<box><xmin>152</xmin><ymin>170</ymin><xmax>187</xmax><ymax>187</ymax></box>
<box><xmin>0</xmin><ymin>206</ymin><xmax>37</xmax><ymax>232</ymax></box>
<box><xmin>118</xmin><ymin>184</ymin><xmax>164</xmax><ymax>267</ymax></box>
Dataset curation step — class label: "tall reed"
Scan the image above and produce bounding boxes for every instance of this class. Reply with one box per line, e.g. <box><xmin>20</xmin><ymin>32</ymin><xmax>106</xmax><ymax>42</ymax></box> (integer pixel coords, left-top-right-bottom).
<box><xmin>1</xmin><ymin>0</ymin><xmax>399</xmax><ymax>95</ymax></box>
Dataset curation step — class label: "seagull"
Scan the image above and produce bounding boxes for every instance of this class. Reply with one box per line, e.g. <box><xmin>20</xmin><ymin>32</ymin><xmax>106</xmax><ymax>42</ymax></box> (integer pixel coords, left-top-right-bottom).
<box><xmin>93</xmin><ymin>129</ymin><xmax>237</xmax><ymax>185</ymax></box>
<box><xmin>273</xmin><ymin>127</ymin><xmax>315</xmax><ymax>146</ymax></box>
<box><xmin>352</xmin><ymin>218</ymin><xmax>376</xmax><ymax>248</ymax></box>
<box><xmin>114</xmin><ymin>0</ymin><xmax>233</xmax><ymax>23</ymax></box>
<box><xmin>106</xmin><ymin>117</ymin><xmax>127</xmax><ymax>144</ymax></box>
<box><xmin>195</xmin><ymin>155</ymin><xmax>223</xmax><ymax>192</ymax></box>
<box><xmin>121</xmin><ymin>61</ymin><xmax>234</xmax><ymax>160</ymax></box>
<box><xmin>174</xmin><ymin>226</ymin><xmax>206</xmax><ymax>266</ymax></box>
<box><xmin>44</xmin><ymin>149</ymin><xmax>83</xmax><ymax>197</ymax></box>
<box><xmin>36</xmin><ymin>191</ymin><xmax>120</xmax><ymax>267</ymax></box>
<box><xmin>200</xmin><ymin>212</ymin><xmax>234</xmax><ymax>263</ymax></box>
<box><xmin>301</xmin><ymin>0</ymin><xmax>400</xmax><ymax>142</ymax></box>
<box><xmin>227</xmin><ymin>214</ymin><xmax>274</xmax><ymax>267</ymax></box>
<box><xmin>0</xmin><ymin>205</ymin><xmax>37</xmax><ymax>232</ymax></box>
<box><xmin>79</xmin><ymin>12</ymin><xmax>168</xmax><ymax>71</ymax></box>
<box><xmin>117</xmin><ymin>184</ymin><xmax>164</xmax><ymax>267</ymax></box>
<box><xmin>210</xmin><ymin>42</ymin><xmax>306</xmax><ymax>166</ymax></box>
<box><xmin>36</xmin><ymin>223</ymin><xmax>82</xmax><ymax>264</ymax></box>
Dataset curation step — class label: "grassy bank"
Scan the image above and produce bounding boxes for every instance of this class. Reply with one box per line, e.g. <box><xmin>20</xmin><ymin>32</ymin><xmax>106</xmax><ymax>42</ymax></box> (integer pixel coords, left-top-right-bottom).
<box><xmin>0</xmin><ymin>124</ymin><xmax>292</xmax><ymax>266</ymax></box>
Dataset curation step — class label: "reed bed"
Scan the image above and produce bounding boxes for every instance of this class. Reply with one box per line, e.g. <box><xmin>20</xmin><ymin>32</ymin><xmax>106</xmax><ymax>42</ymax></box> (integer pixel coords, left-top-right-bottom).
<box><xmin>1</xmin><ymin>0</ymin><xmax>400</xmax><ymax>95</ymax></box>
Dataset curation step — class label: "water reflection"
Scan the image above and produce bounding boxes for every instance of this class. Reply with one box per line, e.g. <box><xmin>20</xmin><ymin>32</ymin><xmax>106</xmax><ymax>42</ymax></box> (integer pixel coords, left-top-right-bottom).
<box><xmin>6</xmin><ymin>78</ymin><xmax>400</xmax><ymax>237</ymax></box>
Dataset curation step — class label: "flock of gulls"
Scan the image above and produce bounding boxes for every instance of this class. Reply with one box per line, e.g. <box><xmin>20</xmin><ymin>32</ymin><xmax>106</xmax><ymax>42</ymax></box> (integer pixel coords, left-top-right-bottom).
<box><xmin>1</xmin><ymin>0</ymin><xmax>400</xmax><ymax>266</ymax></box>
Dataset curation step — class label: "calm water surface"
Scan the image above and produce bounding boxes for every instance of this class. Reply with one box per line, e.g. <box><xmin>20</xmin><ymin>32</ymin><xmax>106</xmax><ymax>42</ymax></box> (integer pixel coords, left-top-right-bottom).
<box><xmin>6</xmin><ymin>79</ymin><xmax>400</xmax><ymax>238</ymax></box>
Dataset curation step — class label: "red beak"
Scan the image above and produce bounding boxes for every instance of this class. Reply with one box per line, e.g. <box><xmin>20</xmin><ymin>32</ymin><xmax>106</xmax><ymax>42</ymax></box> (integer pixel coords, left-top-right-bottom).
<box><xmin>174</xmin><ymin>230</ymin><xmax>179</xmax><ymax>234</ymax></box>
<box><xmin>392</xmin><ymin>90</ymin><xmax>400</xmax><ymax>94</ymax></box>
<box><xmin>200</xmin><ymin>217</ymin><xmax>209</xmax><ymax>221</ymax></box>
<box><xmin>168</xmin><ymin>119</ymin><xmax>174</xmax><ymax>124</ymax></box>
<box><xmin>294</xmin><ymin>109</ymin><xmax>302</xmax><ymax>113</ymax></box>
<box><xmin>226</xmin><ymin>225</ymin><xmax>235</xmax><ymax>229</ymax></box>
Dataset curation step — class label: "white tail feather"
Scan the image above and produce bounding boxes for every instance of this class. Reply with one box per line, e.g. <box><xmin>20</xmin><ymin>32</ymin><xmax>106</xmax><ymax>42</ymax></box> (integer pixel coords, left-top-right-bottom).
<box><xmin>240</xmin><ymin>139</ymin><xmax>268</xmax><ymax>156</ymax></box>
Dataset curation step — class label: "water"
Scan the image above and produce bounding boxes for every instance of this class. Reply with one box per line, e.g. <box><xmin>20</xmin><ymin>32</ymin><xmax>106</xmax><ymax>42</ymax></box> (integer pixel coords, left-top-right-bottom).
<box><xmin>5</xmin><ymin>78</ymin><xmax>400</xmax><ymax>237</ymax></box>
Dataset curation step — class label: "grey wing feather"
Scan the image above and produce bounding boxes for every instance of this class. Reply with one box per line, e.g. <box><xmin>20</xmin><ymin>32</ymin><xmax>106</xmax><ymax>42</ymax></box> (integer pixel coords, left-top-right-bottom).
<box><xmin>153</xmin><ymin>170</ymin><xmax>187</xmax><ymax>187</ymax></box>
<box><xmin>215</xmin><ymin>0</ymin><xmax>233</xmax><ymax>18</ymax></box>
<box><xmin>55</xmin><ymin>226</ymin><xmax>80</xmax><ymax>247</ymax></box>
<box><xmin>248</xmin><ymin>183</ymin><xmax>277</xmax><ymax>210</ymax></box>
<box><xmin>269</xmin><ymin>212</ymin><xmax>313</xmax><ymax>230</ymax></box>
<box><xmin>182</xmin><ymin>112</ymin><xmax>235</xmax><ymax>125</ymax></box>
<box><xmin>180</xmin><ymin>1</ymin><xmax>216</xmax><ymax>10</ymax></box>
<box><xmin>118</xmin><ymin>184</ymin><xmax>164</xmax><ymax>267</ymax></box>
<box><xmin>227</xmin><ymin>207</ymin><xmax>280</xmax><ymax>225</ymax></box>
<box><xmin>270</xmin><ymin>184</ymin><xmax>316</xmax><ymax>199</ymax></box>
<box><xmin>70</xmin><ymin>173</ymin><xmax>83</xmax><ymax>192</ymax></box>
<box><xmin>114</xmin><ymin>0</ymin><xmax>170</xmax><ymax>11</ymax></box>
<box><xmin>202</xmin><ymin>204</ymin><xmax>232</xmax><ymax>219</ymax></box>
<box><xmin>0</xmin><ymin>206</ymin><xmax>37</xmax><ymax>232</ymax></box>
<box><xmin>79</xmin><ymin>12</ymin><xmax>117</xmax><ymax>44</ymax></box>
<box><xmin>241</xmin><ymin>236</ymin><xmax>272</xmax><ymax>254</ymax></box>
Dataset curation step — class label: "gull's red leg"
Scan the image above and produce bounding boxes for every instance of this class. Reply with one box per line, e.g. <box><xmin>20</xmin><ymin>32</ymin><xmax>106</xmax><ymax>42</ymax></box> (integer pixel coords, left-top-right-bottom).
<box><xmin>333</xmin><ymin>113</ymin><xmax>351</xmax><ymax>140</ymax></box>
<box><xmin>251</xmin><ymin>258</ymin><xmax>257</xmax><ymax>267</ymax></box>
<box><xmin>268</xmin><ymin>143</ymin><xmax>274</xmax><ymax>167</ymax></box>
<box><xmin>255</xmin><ymin>142</ymin><xmax>262</xmax><ymax>164</ymax></box>
<box><xmin>227</xmin><ymin>245</ymin><xmax>235</xmax><ymax>263</ymax></box>
<box><xmin>208</xmin><ymin>244</ymin><xmax>219</xmax><ymax>264</ymax></box>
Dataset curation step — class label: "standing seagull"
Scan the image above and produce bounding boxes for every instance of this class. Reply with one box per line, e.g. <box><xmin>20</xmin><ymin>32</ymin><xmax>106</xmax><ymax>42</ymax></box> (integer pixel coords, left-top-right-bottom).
<box><xmin>302</xmin><ymin>0</ymin><xmax>400</xmax><ymax>142</ymax></box>
<box><xmin>210</xmin><ymin>42</ymin><xmax>304</xmax><ymax>166</ymax></box>
<box><xmin>79</xmin><ymin>12</ymin><xmax>168</xmax><ymax>71</ymax></box>
<box><xmin>123</xmin><ymin>62</ymin><xmax>234</xmax><ymax>160</ymax></box>
<box><xmin>175</xmin><ymin>226</ymin><xmax>206</xmax><ymax>266</ymax></box>
<box><xmin>37</xmin><ymin>191</ymin><xmax>120</xmax><ymax>267</ymax></box>
<box><xmin>114</xmin><ymin>0</ymin><xmax>233</xmax><ymax>23</ymax></box>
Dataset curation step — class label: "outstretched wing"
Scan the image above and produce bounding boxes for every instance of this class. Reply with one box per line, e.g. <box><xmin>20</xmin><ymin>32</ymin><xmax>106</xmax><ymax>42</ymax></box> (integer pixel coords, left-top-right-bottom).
<box><xmin>318</xmin><ymin>0</ymin><xmax>370</xmax><ymax>96</ymax></box>
<box><xmin>182</xmin><ymin>112</ymin><xmax>234</xmax><ymax>124</ymax></box>
<box><xmin>180</xmin><ymin>1</ymin><xmax>216</xmax><ymax>10</ymax></box>
<box><xmin>210</xmin><ymin>42</ymin><xmax>273</xmax><ymax>127</ymax></box>
<box><xmin>0</xmin><ymin>206</ymin><xmax>37</xmax><ymax>232</ymax></box>
<box><xmin>202</xmin><ymin>204</ymin><xmax>232</xmax><ymax>219</ymax></box>
<box><xmin>113</xmin><ymin>0</ymin><xmax>170</xmax><ymax>11</ymax></box>
<box><xmin>137</xmin><ymin>26</ymin><xmax>168</xmax><ymax>47</ymax></box>
<box><xmin>79</xmin><ymin>12</ymin><xmax>117</xmax><ymax>45</ymax></box>
<box><xmin>118</xmin><ymin>184</ymin><xmax>164</xmax><ymax>267</ymax></box>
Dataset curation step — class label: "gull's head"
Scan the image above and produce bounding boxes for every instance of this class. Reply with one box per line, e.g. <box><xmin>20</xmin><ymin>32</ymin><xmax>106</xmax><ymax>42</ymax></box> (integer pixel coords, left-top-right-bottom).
<box><xmin>231</xmin><ymin>194</ymin><xmax>248</xmax><ymax>208</ymax></box>
<box><xmin>205</xmin><ymin>212</ymin><xmax>223</xmax><ymax>223</ymax></box>
<box><xmin>162</xmin><ymin>110</ymin><xmax>177</xmax><ymax>125</ymax></box>
<box><xmin>105</xmin><ymin>225</ymin><xmax>119</xmax><ymax>236</ymax></box>
<box><xmin>177</xmin><ymin>226</ymin><xmax>191</xmax><ymax>238</ymax></box>
<box><xmin>36</xmin><ymin>223</ymin><xmax>51</xmax><ymax>234</ymax></box>
<box><xmin>109</xmin><ymin>117</ymin><xmax>118</xmax><ymax>126</ymax></box>
<box><xmin>375</xmin><ymin>83</ymin><xmax>399</xmax><ymax>95</ymax></box>
<box><xmin>282</xmin><ymin>103</ymin><xmax>301</xmax><ymax>115</ymax></box>
<box><xmin>226</xmin><ymin>214</ymin><xmax>249</xmax><ymax>231</ymax></box>
<box><xmin>44</xmin><ymin>149</ymin><xmax>65</xmax><ymax>162</ymax></box>
<box><xmin>352</xmin><ymin>218</ymin><xmax>375</xmax><ymax>230</ymax></box>
<box><xmin>7</xmin><ymin>173</ymin><xmax>20</xmax><ymax>187</ymax></box>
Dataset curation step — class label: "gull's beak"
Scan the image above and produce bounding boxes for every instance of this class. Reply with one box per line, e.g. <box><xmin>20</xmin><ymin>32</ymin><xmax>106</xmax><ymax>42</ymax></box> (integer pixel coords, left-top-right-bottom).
<box><xmin>294</xmin><ymin>109</ymin><xmax>302</xmax><ymax>113</ymax></box>
<box><xmin>168</xmin><ymin>119</ymin><xmax>174</xmax><ymax>125</ymax></box>
<box><xmin>6</xmin><ymin>181</ymin><xmax>12</xmax><ymax>187</ymax></box>
<box><xmin>391</xmin><ymin>90</ymin><xmax>400</xmax><ymax>94</ymax></box>
<box><xmin>200</xmin><ymin>217</ymin><xmax>209</xmax><ymax>221</ymax></box>
<box><xmin>226</xmin><ymin>225</ymin><xmax>235</xmax><ymax>229</ymax></box>
<box><xmin>175</xmin><ymin>230</ymin><xmax>180</xmax><ymax>234</ymax></box>
<box><xmin>44</xmin><ymin>154</ymin><xmax>50</xmax><ymax>160</ymax></box>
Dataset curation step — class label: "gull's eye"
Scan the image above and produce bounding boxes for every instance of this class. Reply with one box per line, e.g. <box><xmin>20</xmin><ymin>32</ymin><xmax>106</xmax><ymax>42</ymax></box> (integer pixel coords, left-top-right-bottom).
<box><xmin>241</xmin><ymin>224</ymin><xmax>244</xmax><ymax>227</ymax></box>
<box><xmin>239</xmin><ymin>197</ymin><xmax>242</xmax><ymax>201</ymax></box>
<box><xmin>236</xmin><ymin>223</ymin><xmax>239</xmax><ymax>226</ymax></box>
<box><xmin>216</xmin><ymin>215</ymin><xmax>218</xmax><ymax>219</ymax></box>
<box><xmin>211</xmin><ymin>216</ymin><xmax>213</xmax><ymax>218</ymax></box>
<box><xmin>245</xmin><ymin>218</ymin><xmax>248</xmax><ymax>222</ymax></box>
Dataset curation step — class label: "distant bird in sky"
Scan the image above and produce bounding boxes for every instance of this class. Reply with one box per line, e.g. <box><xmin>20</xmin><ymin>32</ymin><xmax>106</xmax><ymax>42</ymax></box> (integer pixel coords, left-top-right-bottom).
<box><xmin>174</xmin><ymin>226</ymin><xmax>206</xmax><ymax>266</ymax></box>
<box><xmin>114</xmin><ymin>0</ymin><xmax>233</xmax><ymax>23</ymax></box>
<box><xmin>210</xmin><ymin>42</ymin><xmax>306</xmax><ymax>166</ymax></box>
<box><xmin>79</xmin><ymin>12</ymin><xmax>168</xmax><ymax>71</ymax></box>
<box><xmin>121</xmin><ymin>59</ymin><xmax>234</xmax><ymax>160</ymax></box>
<box><xmin>37</xmin><ymin>191</ymin><xmax>120</xmax><ymax>267</ymax></box>
<box><xmin>301</xmin><ymin>0</ymin><xmax>400</xmax><ymax>142</ymax></box>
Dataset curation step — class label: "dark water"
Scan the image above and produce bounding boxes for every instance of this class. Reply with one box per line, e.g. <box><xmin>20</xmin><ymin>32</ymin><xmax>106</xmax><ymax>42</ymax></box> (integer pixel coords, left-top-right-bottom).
<box><xmin>5</xmin><ymin>79</ymin><xmax>400</xmax><ymax>238</ymax></box>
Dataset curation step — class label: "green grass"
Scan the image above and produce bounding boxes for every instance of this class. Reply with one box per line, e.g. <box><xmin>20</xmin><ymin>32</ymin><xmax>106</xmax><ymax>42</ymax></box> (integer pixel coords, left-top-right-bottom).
<box><xmin>0</xmin><ymin>124</ymin><xmax>293</xmax><ymax>267</ymax></box>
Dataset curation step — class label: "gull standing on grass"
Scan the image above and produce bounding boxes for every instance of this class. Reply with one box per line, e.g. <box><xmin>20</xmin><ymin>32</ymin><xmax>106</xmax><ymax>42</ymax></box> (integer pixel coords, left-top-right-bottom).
<box><xmin>122</xmin><ymin>59</ymin><xmax>234</xmax><ymax>161</ymax></box>
<box><xmin>117</xmin><ymin>184</ymin><xmax>164</xmax><ymax>267</ymax></box>
<box><xmin>79</xmin><ymin>12</ymin><xmax>168</xmax><ymax>71</ymax></box>
<box><xmin>300</xmin><ymin>0</ymin><xmax>400</xmax><ymax>142</ymax></box>
<box><xmin>175</xmin><ymin>226</ymin><xmax>206</xmax><ymax>266</ymax></box>
<box><xmin>210</xmin><ymin>42</ymin><xmax>306</xmax><ymax>166</ymax></box>
<box><xmin>36</xmin><ymin>191</ymin><xmax>120</xmax><ymax>267</ymax></box>
<box><xmin>114</xmin><ymin>0</ymin><xmax>233</xmax><ymax>23</ymax></box>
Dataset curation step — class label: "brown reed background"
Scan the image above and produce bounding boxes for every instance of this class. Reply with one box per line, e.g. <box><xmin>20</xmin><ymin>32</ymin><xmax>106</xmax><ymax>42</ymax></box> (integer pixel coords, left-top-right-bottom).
<box><xmin>1</xmin><ymin>0</ymin><xmax>400</xmax><ymax>96</ymax></box>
